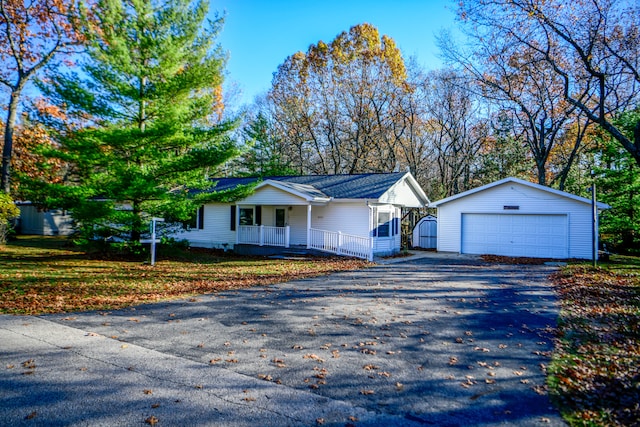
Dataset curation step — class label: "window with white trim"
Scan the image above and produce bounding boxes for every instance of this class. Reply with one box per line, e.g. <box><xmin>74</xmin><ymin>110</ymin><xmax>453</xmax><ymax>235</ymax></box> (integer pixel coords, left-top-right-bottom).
<box><xmin>239</xmin><ymin>207</ymin><xmax>254</xmax><ymax>225</ymax></box>
<box><xmin>377</xmin><ymin>210</ymin><xmax>392</xmax><ymax>237</ymax></box>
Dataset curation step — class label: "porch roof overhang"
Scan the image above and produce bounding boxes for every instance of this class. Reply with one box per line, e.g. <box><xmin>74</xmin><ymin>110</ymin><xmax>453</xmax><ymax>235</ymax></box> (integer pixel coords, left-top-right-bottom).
<box><xmin>254</xmin><ymin>180</ymin><xmax>332</xmax><ymax>204</ymax></box>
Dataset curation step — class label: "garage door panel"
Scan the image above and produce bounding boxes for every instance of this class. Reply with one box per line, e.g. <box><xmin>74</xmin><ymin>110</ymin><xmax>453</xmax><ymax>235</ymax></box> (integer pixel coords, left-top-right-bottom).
<box><xmin>461</xmin><ymin>214</ymin><xmax>568</xmax><ymax>258</ymax></box>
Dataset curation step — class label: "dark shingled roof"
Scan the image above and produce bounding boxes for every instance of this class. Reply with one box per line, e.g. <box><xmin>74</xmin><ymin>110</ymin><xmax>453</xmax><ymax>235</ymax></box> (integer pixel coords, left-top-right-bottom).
<box><xmin>206</xmin><ymin>173</ymin><xmax>407</xmax><ymax>200</ymax></box>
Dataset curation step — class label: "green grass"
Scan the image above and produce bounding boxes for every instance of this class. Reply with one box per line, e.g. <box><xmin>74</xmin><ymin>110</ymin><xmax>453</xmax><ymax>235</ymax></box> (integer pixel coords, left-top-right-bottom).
<box><xmin>548</xmin><ymin>255</ymin><xmax>640</xmax><ymax>426</ymax></box>
<box><xmin>0</xmin><ymin>236</ymin><xmax>367</xmax><ymax>315</ymax></box>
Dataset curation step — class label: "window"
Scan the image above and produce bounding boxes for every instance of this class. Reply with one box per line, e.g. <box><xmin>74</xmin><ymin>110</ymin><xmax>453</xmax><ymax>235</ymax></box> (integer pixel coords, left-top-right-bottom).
<box><xmin>239</xmin><ymin>207</ymin><xmax>254</xmax><ymax>225</ymax></box>
<box><xmin>197</xmin><ymin>206</ymin><xmax>204</xmax><ymax>230</ymax></box>
<box><xmin>377</xmin><ymin>211</ymin><xmax>392</xmax><ymax>237</ymax></box>
<box><xmin>275</xmin><ymin>208</ymin><xmax>286</xmax><ymax>227</ymax></box>
<box><xmin>185</xmin><ymin>206</ymin><xmax>204</xmax><ymax>230</ymax></box>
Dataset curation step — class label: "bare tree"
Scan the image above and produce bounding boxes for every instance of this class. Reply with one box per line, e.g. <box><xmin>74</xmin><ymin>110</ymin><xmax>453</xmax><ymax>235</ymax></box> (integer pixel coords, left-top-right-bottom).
<box><xmin>455</xmin><ymin>0</ymin><xmax>640</xmax><ymax>166</ymax></box>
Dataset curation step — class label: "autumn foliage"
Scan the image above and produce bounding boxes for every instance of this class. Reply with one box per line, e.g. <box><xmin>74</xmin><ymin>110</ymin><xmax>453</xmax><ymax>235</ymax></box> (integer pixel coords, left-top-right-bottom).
<box><xmin>0</xmin><ymin>0</ymin><xmax>86</xmax><ymax>193</ymax></box>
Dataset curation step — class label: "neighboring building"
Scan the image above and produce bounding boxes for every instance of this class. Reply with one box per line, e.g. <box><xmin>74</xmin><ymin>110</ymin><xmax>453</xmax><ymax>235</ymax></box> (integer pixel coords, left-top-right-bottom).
<box><xmin>172</xmin><ymin>172</ymin><xmax>430</xmax><ymax>260</ymax></box>
<box><xmin>16</xmin><ymin>203</ymin><xmax>75</xmax><ymax>236</ymax></box>
<box><xmin>430</xmin><ymin>177</ymin><xmax>610</xmax><ymax>259</ymax></box>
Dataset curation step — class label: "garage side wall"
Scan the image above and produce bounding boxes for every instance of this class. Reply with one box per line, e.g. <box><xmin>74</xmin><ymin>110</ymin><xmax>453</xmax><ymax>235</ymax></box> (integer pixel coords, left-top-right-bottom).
<box><xmin>437</xmin><ymin>182</ymin><xmax>593</xmax><ymax>259</ymax></box>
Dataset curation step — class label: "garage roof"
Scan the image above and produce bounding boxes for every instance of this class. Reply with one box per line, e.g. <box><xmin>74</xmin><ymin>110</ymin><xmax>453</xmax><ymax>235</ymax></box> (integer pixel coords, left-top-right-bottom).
<box><xmin>430</xmin><ymin>177</ymin><xmax>610</xmax><ymax>210</ymax></box>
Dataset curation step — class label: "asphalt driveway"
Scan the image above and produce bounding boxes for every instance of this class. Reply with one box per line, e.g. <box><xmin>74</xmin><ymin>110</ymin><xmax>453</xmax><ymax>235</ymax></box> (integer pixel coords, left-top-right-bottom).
<box><xmin>1</xmin><ymin>254</ymin><xmax>565</xmax><ymax>426</ymax></box>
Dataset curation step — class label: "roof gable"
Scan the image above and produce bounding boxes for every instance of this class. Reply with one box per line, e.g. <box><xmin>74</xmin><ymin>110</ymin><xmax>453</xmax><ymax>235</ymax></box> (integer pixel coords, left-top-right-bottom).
<box><xmin>430</xmin><ymin>177</ymin><xmax>610</xmax><ymax>209</ymax></box>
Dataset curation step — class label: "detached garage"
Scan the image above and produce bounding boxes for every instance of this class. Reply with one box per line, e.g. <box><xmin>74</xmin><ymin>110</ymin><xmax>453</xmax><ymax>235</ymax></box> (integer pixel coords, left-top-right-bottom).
<box><xmin>431</xmin><ymin>177</ymin><xmax>609</xmax><ymax>259</ymax></box>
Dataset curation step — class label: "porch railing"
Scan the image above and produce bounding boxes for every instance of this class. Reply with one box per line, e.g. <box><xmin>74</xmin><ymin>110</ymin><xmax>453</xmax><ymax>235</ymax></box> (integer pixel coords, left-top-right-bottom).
<box><xmin>308</xmin><ymin>228</ymin><xmax>373</xmax><ymax>261</ymax></box>
<box><xmin>238</xmin><ymin>225</ymin><xmax>290</xmax><ymax>248</ymax></box>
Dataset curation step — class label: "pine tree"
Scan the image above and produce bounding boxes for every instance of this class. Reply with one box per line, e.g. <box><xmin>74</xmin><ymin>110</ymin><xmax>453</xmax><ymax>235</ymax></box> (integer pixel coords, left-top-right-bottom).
<box><xmin>36</xmin><ymin>0</ymin><xmax>238</xmax><ymax>242</ymax></box>
<box><xmin>595</xmin><ymin>109</ymin><xmax>640</xmax><ymax>254</ymax></box>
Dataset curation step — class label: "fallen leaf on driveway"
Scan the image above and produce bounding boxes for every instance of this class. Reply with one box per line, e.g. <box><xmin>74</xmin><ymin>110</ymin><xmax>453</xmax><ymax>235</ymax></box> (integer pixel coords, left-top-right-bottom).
<box><xmin>303</xmin><ymin>354</ymin><xmax>325</xmax><ymax>363</ymax></box>
<box><xmin>145</xmin><ymin>415</ymin><xmax>158</xmax><ymax>425</ymax></box>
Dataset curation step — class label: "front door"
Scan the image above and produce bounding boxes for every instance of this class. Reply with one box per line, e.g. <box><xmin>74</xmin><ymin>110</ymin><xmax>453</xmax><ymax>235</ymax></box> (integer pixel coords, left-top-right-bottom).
<box><xmin>275</xmin><ymin>208</ymin><xmax>286</xmax><ymax>227</ymax></box>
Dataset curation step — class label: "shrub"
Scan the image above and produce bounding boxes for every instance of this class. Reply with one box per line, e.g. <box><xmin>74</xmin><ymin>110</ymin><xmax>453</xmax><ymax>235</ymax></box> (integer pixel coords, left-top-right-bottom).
<box><xmin>0</xmin><ymin>194</ymin><xmax>20</xmax><ymax>245</ymax></box>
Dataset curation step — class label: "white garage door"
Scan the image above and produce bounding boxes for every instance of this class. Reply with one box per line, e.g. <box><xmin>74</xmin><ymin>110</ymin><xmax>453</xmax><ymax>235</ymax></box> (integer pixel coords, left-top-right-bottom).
<box><xmin>461</xmin><ymin>213</ymin><xmax>568</xmax><ymax>258</ymax></box>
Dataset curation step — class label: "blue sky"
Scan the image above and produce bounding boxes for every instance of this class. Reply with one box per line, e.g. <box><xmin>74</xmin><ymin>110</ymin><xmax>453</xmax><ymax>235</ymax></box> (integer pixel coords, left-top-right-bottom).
<box><xmin>211</xmin><ymin>0</ymin><xmax>458</xmax><ymax>106</ymax></box>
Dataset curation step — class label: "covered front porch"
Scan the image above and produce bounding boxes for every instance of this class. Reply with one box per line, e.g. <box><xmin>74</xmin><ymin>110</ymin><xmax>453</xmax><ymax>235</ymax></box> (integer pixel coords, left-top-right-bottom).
<box><xmin>233</xmin><ymin>201</ymin><xmax>374</xmax><ymax>261</ymax></box>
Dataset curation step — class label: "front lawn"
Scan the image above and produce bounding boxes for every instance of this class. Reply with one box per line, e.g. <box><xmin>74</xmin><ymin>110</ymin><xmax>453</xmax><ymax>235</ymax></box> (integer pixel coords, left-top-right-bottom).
<box><xmin>0</xmin><ymin>236</ymin><xmax>367</xmax><ymax>315</ymax></box>
<box><xmin>549</xmin><ymin>255</ymin><xmax>640</xmax><ymax>426</ymax></box>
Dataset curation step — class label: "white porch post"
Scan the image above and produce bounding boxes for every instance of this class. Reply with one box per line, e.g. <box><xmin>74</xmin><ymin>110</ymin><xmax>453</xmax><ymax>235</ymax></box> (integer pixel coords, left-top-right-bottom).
<box><xmin>285</xmin><ymin>226</ymin><xmax>290</xmax><ymax>248</ymax></box>
<box><xmin>306</xmin><ymin>204</ymin><xmax>312</xmax><ymax>249</ymax></box>
<box><xmin>337</xmin><ymin>231</ymin><xmax>343</xmax><ymax>255</ymax></box>
<box><xmin>235</xmin><ymin>205</ymin><xmax>240</xmax><ymax>245</ymax></box>
<box><xmin>259</xmin><ymin>225</ymin><xmax>264</xmax><ymax>246</ymax></box>
<box><xmin>368</xmin><ymin>202</ymin><xmax>375</xmax><ymax>261</ymax></box>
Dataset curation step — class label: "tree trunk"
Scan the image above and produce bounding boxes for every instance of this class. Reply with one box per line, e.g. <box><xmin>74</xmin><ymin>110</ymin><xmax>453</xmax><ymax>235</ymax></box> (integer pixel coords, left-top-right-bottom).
<box><xmin>1</xmin><ymin>89</ymin><xmax>21</xmax><ymax>194</ymax></box>
<box><xmin>536</xmin><ymin>160</ymin><xmax>546</xmax><ymax>186</ymax></box>
<box><xmin>131</xmin><ymin>200</ymin><xmax>142</xmax><ymax>242</ymax></box>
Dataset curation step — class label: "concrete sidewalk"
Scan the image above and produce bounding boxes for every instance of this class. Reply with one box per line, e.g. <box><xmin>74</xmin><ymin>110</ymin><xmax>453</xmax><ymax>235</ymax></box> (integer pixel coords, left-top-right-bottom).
<box><xmin>1</xmin><ymin>257</ymin><xmax>566</xmax><ymax>426</ymax></box>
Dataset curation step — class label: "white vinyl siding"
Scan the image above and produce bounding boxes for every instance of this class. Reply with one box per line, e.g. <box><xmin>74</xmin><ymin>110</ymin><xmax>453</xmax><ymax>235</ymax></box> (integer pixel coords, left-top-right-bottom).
<box><xmin>312</xmin><ymin>203</ymin><xmax>371</xmax><ymax>237</ymax></box>
<box><xmin>379</xmin><ymin>178</ymin><xmax>426</xmax><ymax>207</ymax></box>
<box><xmin>242</xmin><ymin>186</ymin><xmax>309</xmax><ymax>205</ymax></box>
<box><xmin>172</xmin><ymin>204</ymin><xmax>235</xmax><ymax>249</ymax></box>
<box><xmin>437</xmin><ymin>181</ymin><xmax>595</xmax><ymax>259</ymax></box>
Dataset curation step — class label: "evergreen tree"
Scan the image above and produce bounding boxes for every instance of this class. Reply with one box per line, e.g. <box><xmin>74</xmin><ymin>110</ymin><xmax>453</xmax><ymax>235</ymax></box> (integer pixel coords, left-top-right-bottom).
<box><xmin>594</xmin><ymin>109</ymin><xmax>640</xmax><ymax>254</ymax></box>
<box><xmin>36</xmin><ymin>0</ymin><xmax>239</xmax><ymax>242</ymax></box>
<box><xmin>239</xmin><ymin>112</ymin><xmax>297</xmax><ymax>177</ymax></box>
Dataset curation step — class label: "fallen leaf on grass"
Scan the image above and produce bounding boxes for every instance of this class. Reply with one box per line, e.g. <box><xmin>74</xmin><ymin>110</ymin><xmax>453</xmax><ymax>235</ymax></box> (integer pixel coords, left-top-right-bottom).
<box><xmin>25</xmin><ymin>411</ymin><xmax>37</xmax><ymax>420</ymax></box>
<box><xmin>360</xmin><ymin>389</ymin><xmax>375</xmax><ymax>395</ymax></box>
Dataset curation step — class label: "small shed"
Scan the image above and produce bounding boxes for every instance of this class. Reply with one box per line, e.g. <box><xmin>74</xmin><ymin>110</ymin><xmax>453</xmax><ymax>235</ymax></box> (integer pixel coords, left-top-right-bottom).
<box><xmin>430</xmin><ymin>177</ymin><xmax>610</xmax><ymax>259</ymax></box>
<box><xmin>17</xmin><ymin>204</ymin><xmax>75</xmax><ymax>236</ymax></box>
<box><xmin>412</xmin><ymin>215</ymin><xmax>437</xmax><ymax>249</ymax></box>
